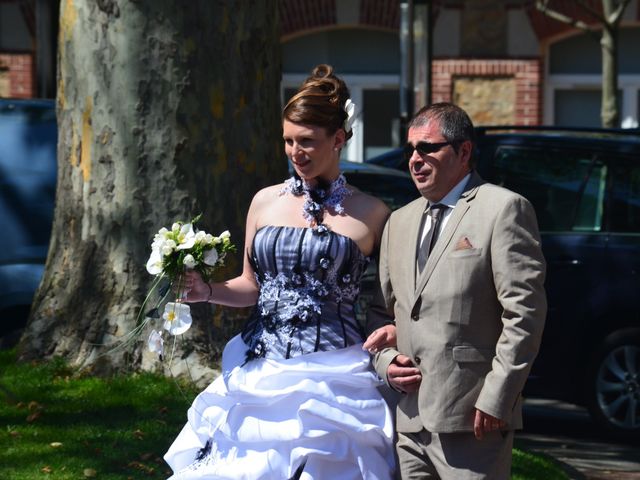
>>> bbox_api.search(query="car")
[0,98,57,339]
[367,126,640,437]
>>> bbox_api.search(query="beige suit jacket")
[372,172,547,433]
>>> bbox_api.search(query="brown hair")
[283,64,353,140]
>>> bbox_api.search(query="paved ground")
[516,399,640,479]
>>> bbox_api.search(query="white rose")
[219,230,230,239]
[183,254,197,269]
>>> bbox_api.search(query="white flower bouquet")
[121,216,235,360]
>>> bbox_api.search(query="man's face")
[406,120,471,202]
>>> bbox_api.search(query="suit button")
[414,356,421,365]
[411,313,419,321]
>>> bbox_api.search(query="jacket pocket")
[452,345,495,363]
[449,247,483,258]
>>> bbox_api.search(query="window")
[609,158,640,233]
[492,146,606,232]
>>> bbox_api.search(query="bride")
[164,64,397,479]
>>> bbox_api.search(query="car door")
[480,143,609,399]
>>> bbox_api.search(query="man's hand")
[363,324,397,353]
[387,354,422,393]
[473,409,506,440]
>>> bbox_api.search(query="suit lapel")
[413,173,483,301]
[400,198,428,293]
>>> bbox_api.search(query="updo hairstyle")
[283,64,353,141]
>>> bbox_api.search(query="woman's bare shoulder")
[251,183,286,205]
[348,186,391,221]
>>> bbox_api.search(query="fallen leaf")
[9,430,20,438]
[28,401,40,411]
[50,442,63,448]
[41,466,53,474]
[83,468,97,477]
[26,411,41,423]
[132,429,144,439]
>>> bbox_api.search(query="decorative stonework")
[453,77,515,125]
[433,59,541,125]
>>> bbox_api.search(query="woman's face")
[283,120,345,182]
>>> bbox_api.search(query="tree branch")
[574,0,606,24]
[534,0,599,33]
[607,0,631,25]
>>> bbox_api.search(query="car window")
[608,157,640,233]
[491,146,606,232]
[344,172,418,211]
[0,102,57,262]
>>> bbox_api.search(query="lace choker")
[280,174,352,226]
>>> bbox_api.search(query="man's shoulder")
[473,180,529,206]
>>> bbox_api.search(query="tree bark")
[18,0,283,382]
[601,0,619,128]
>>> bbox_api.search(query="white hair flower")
[343,99,356,133]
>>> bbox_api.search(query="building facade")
[2,0,639,162]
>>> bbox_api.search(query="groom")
[369,103,546,479]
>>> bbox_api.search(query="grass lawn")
[0,349,570,479]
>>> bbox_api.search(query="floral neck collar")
[280,173,352,226]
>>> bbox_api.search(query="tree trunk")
[18,0,283,383]
[601,0,619,128]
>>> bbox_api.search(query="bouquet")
[131,215,236,360]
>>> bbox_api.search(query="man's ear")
[459,140,473,168]
[334,128,346,151]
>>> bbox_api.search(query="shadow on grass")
[1,349,198,479]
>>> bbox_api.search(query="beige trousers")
[396,429,514,480]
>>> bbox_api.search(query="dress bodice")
[241,225,370,360]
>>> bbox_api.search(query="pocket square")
[454,236,473,250]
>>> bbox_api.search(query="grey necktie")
[417,204,446,273]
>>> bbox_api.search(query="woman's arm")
[181,188,272,308]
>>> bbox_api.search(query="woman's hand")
[362,324,397,354]
[178,270,211,303]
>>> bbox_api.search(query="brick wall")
[0,53,34,98]
[432,59,542,125]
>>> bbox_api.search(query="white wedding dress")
[164,226,395,479]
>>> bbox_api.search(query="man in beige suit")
[368,103,546,479]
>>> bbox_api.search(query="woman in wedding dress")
[164,64,397,480]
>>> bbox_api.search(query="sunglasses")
[403,141,457,160]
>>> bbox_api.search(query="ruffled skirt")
[164,334,395,479]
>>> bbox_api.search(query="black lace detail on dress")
[195,439,212,461]
[242,226,369,362]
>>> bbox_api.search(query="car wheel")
[586,329,640,437]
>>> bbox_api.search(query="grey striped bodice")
[241,225,370,361]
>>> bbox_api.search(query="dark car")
[367,126,640,437]
[0,98,57,339]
